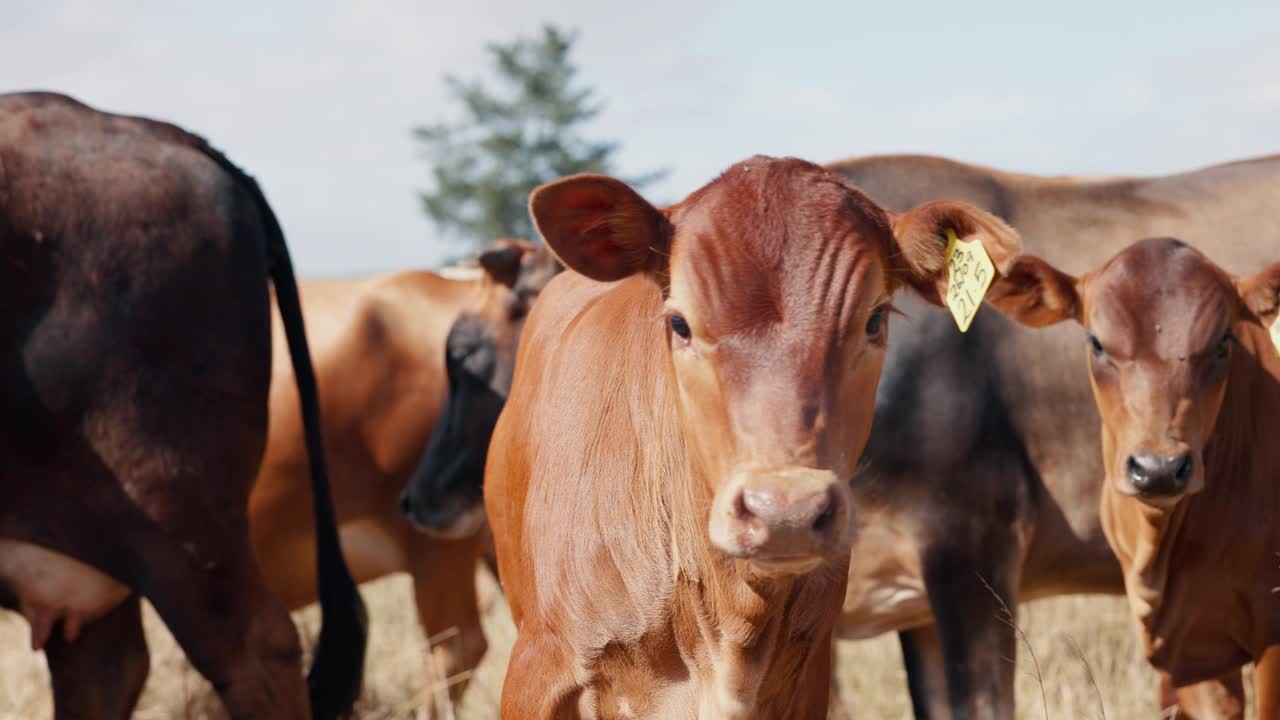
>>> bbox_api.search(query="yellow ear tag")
[944,228,996,333]
[1270,315,1280,358]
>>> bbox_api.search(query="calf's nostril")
[1126,456,1146,484]
[811,497,835,534]
[1125,452,1194,496]
[1174,454,1193,483]
[733,490,753,521]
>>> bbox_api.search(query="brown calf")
[486,157,1022,718]
[0,92,365,718]
[989,238,1280,718]
[251,240,555,710]
[829,153,1280,718]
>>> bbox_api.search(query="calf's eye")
[1087,334,1104,356]
[865,307,886,337]
[1215,332,1233,360]
[670,314,691,340]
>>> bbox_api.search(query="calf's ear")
[529,175,671,282]
[888,201,1022,305]
[1235,262,1280,326]
[985,256,1084,327]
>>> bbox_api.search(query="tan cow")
[250,239,556,710]
[988,238,1280,719]
[486,156,1023,718]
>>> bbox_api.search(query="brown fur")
[486,157,1021,718]
[828,153,1280,719]
[989,238,1280,716]
[0,92,364,718]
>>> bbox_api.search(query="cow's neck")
[1111,324,1280,662]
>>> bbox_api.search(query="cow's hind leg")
[44,594,149,720]
[144,536,309,720]
[109,341,316,717]
[900,624,953,720]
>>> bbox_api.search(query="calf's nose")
[712,466,850,567]
[736,485,837,538]
[1126,452,1193,497]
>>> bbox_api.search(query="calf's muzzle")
[709,467,852,572]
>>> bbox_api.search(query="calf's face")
[989,237,1280,509]
[532,157,1021,573]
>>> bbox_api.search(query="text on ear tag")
[944,228,995,333]
[1270,315,1280,358]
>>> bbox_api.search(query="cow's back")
[833,153,1280,269]
[0,91,375,719]
[0,92,272,510]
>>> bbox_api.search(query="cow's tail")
[192,138,368,719]
[267,212,368,717]
[264,208,369,720]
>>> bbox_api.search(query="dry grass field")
[5,565,1253,719]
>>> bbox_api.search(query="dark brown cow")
[0,92,365,719]
[828,154,1280,718]
[250,239,555,712]
[486,157,1022,718]
[987,238,1280,719]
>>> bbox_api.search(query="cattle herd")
[0,91,1277,720]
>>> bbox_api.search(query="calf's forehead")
[1090,239,1233,355]
[667,157,891,336]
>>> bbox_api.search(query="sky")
[4,1,1278,276]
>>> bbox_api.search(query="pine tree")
[415,25,664,248]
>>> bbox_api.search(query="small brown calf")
[990,237,1280,718]
[487,156,1024,718]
